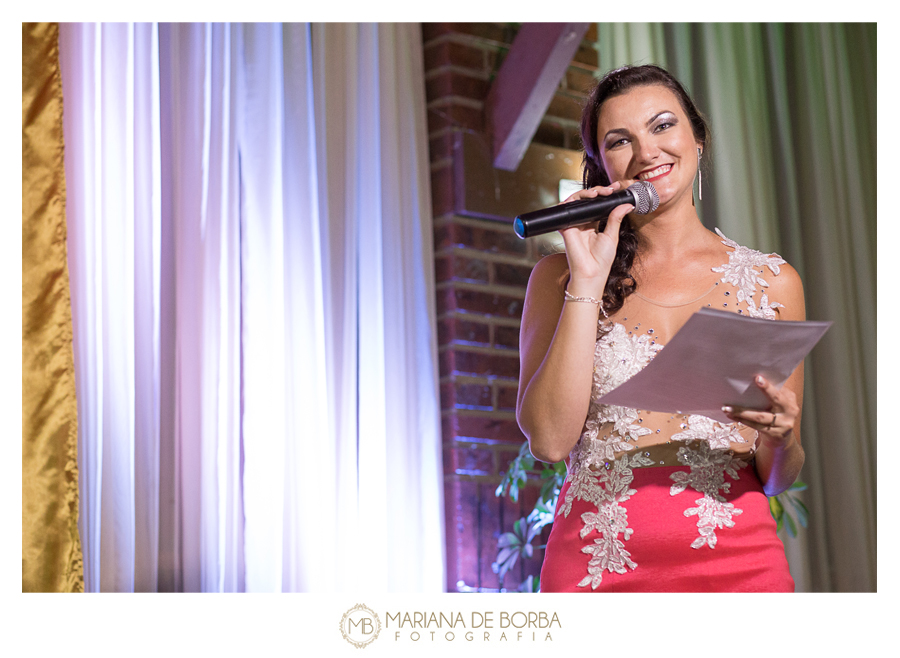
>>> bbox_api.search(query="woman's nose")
[634,138,660,163]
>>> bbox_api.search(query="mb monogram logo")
[339,604,382,648]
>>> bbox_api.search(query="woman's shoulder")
[712,229,805,319]
[527,252,570,292]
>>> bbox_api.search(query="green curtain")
[597,23,876,592]
[22,22,84,592]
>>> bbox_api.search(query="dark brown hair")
[580,64,710,317]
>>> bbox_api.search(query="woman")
[516,65,805,592]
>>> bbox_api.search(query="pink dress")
[540,230,795,593]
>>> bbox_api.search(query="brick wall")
[422,23,599,592]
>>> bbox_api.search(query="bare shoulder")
[525,252,569,300]
[767,260,806,321]
[521,253,570,334]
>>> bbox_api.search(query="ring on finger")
[767,412,778,429]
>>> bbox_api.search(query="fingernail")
[722,405,733,413]
[756,376,765,385]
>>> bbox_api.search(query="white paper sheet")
[597,308,831,423]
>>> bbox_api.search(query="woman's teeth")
[638,164,672,180]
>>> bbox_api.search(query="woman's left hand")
[722,375,799,449]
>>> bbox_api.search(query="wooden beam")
[485,22,590,171]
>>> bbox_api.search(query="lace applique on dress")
[669,442,748,549]
[712,228,786,320]
[569,323,662,470]
[670,414,754,450]
[556,451,655,590]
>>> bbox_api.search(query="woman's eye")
[606,138,628,149]
[654,122,674,132]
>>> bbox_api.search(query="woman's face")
[596,84,701,210]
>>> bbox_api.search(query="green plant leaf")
[783,508,798,538]
[769,493,783,520]
[496,531,519,549]
[785,496,809,528]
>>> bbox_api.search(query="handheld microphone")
[513,181,659,239]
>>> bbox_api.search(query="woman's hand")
[559,182,634,298]
[721,375,799,450]
[722,373,804,496]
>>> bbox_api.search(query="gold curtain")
[22,22,83,592]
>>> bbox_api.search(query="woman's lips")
[637,164,673,181]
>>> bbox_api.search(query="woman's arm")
[723,263,806,495]
[516,255,601,463]
[516,184,633,463]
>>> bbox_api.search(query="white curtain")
[60,22,445,593]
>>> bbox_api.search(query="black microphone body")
[513,181,659,238]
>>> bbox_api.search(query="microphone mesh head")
[629,181,659,214]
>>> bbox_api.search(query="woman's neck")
[630,199,712,260]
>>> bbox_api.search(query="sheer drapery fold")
[61,22,444,592]
[596,22,876,592]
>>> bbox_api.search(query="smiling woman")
[597,89,700,211]
[515,65,805,592]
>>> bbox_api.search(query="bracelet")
[564,289,609,319]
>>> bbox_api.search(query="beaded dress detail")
[543,230,793,592]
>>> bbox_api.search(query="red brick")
[573,42,599,68]
[433,221,528,257]
[532,120,567,150]
[493,324,520,351]
[442,381,492,410]
[495,384,519,412]
[437,316,491,347]
[428,131,456,164]
[435,253,490,285]
[546,91,586,124]
[444,478,478,590]
[443,443,496,475]
[426,70,490,104]
[441,415,455,444]
[450,413,525,443]
[495,445,527,477]
[440,348,520,379]
[429,166,455,217]
[421,23,454,43]
[566,65,598,96]
[423,40,486,73]
[477,480,503,590]
[440,287,523,319]
[426,101,484,134]
[493,261,533,288]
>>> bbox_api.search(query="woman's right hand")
[558,182,634,298]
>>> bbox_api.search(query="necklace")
[633,281,719,308]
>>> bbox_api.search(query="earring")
[697,148,703,201]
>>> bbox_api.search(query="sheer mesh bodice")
[566,229,787,475]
